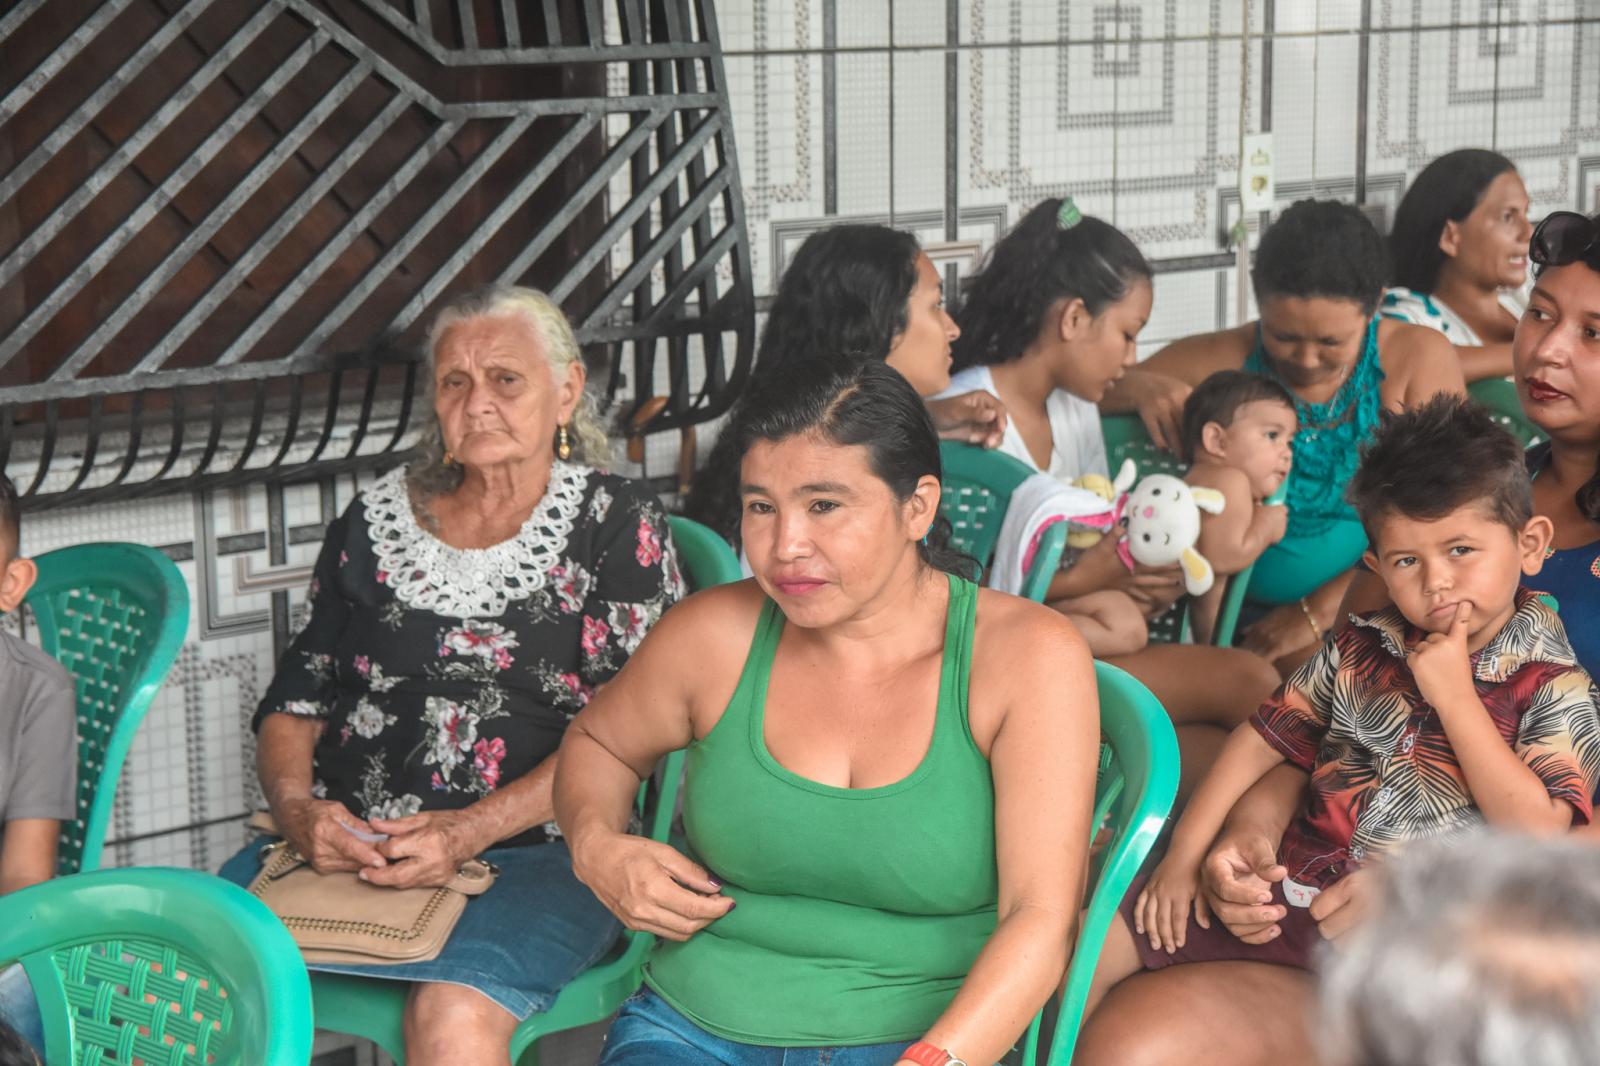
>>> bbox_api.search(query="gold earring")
[557,423,572,461]
[443,451,454,466]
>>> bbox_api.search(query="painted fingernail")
[708,877,722,889]
[726,898,737,910]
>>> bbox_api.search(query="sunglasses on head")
[1529,211,1600,267]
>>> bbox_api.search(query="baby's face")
[1211,399,1296,497]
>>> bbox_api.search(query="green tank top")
[644,573,998,1047]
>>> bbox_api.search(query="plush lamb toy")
[1070,459,1227,596]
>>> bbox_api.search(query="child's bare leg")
[1173,723,1228,808]
[1079,912,1147,1021]
[1186,582,1226,645]
[1108,643,1279,729]
[1049,591,1148,657]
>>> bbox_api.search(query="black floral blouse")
[254,462,684,848]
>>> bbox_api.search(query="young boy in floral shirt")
[1088,395,1600,996]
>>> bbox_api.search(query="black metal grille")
[0,0,752,509]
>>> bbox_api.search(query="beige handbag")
[245,813,497,965]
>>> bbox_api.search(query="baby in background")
[1180,371,1295,643]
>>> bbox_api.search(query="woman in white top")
[947,198,1280,786]
[1382,149,1533,381]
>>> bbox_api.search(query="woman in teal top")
[554,360,1099,1065]
[1102,199,1465,674]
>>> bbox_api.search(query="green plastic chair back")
[938,442,1067,603]
[667,514,743,589]
[23,543,189,875]
[311,514,738,1062]
[1468,376,1544,448]
[1101,413,1189,482]
[1022,662,1180,1066]
[0,866,313,1065]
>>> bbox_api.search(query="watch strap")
[902,1042,952,1066]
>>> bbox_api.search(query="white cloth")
[1379,283,1528,346]
[988,473,1115,595]
[939,366,1109,481]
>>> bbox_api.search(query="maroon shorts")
[1118,874,1323,972]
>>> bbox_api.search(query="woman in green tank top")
[1100,200,1466,677]
[555,360,1100,1066]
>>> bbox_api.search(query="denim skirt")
[217,836,621,1019]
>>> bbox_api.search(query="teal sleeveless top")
[1243,317,1384,539]
[644,574,997,1046]
[1241,319,1383,603]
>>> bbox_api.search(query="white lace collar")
[362,462,590,618]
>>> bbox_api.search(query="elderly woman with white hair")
[219,286,684,1063]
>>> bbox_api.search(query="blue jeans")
[600,987,912,1065]
[0,964,42,1056]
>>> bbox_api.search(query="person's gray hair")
[1320,831,1600,1066]
[409,285,611,499]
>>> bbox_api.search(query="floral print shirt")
[254,462,684,847]
[1251,589,1600,890]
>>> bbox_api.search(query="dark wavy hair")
[1390,149,1518,294]
[757,225,921,370]
[1349,394,1532,541]
[727,358,977,580]
[952,199,1150,369]
[1253,199,1391,316]
[685,224,923,540]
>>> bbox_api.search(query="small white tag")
[1282,876,1322,909]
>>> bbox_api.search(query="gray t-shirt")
[0,630,76,824]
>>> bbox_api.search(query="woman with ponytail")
[945,198,1280,781]
[1382,148,1533,381]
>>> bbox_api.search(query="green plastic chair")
[311,514,737,1063]
[938,442,1068,603]
[0,866,313,1065]
[1101,413,1189,482]
[667,514,743,588]
[1022,661,1180,1066]
[1468,376,1544,448]
[23,542,189,875]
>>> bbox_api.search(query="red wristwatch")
[903,1041,968,1066]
